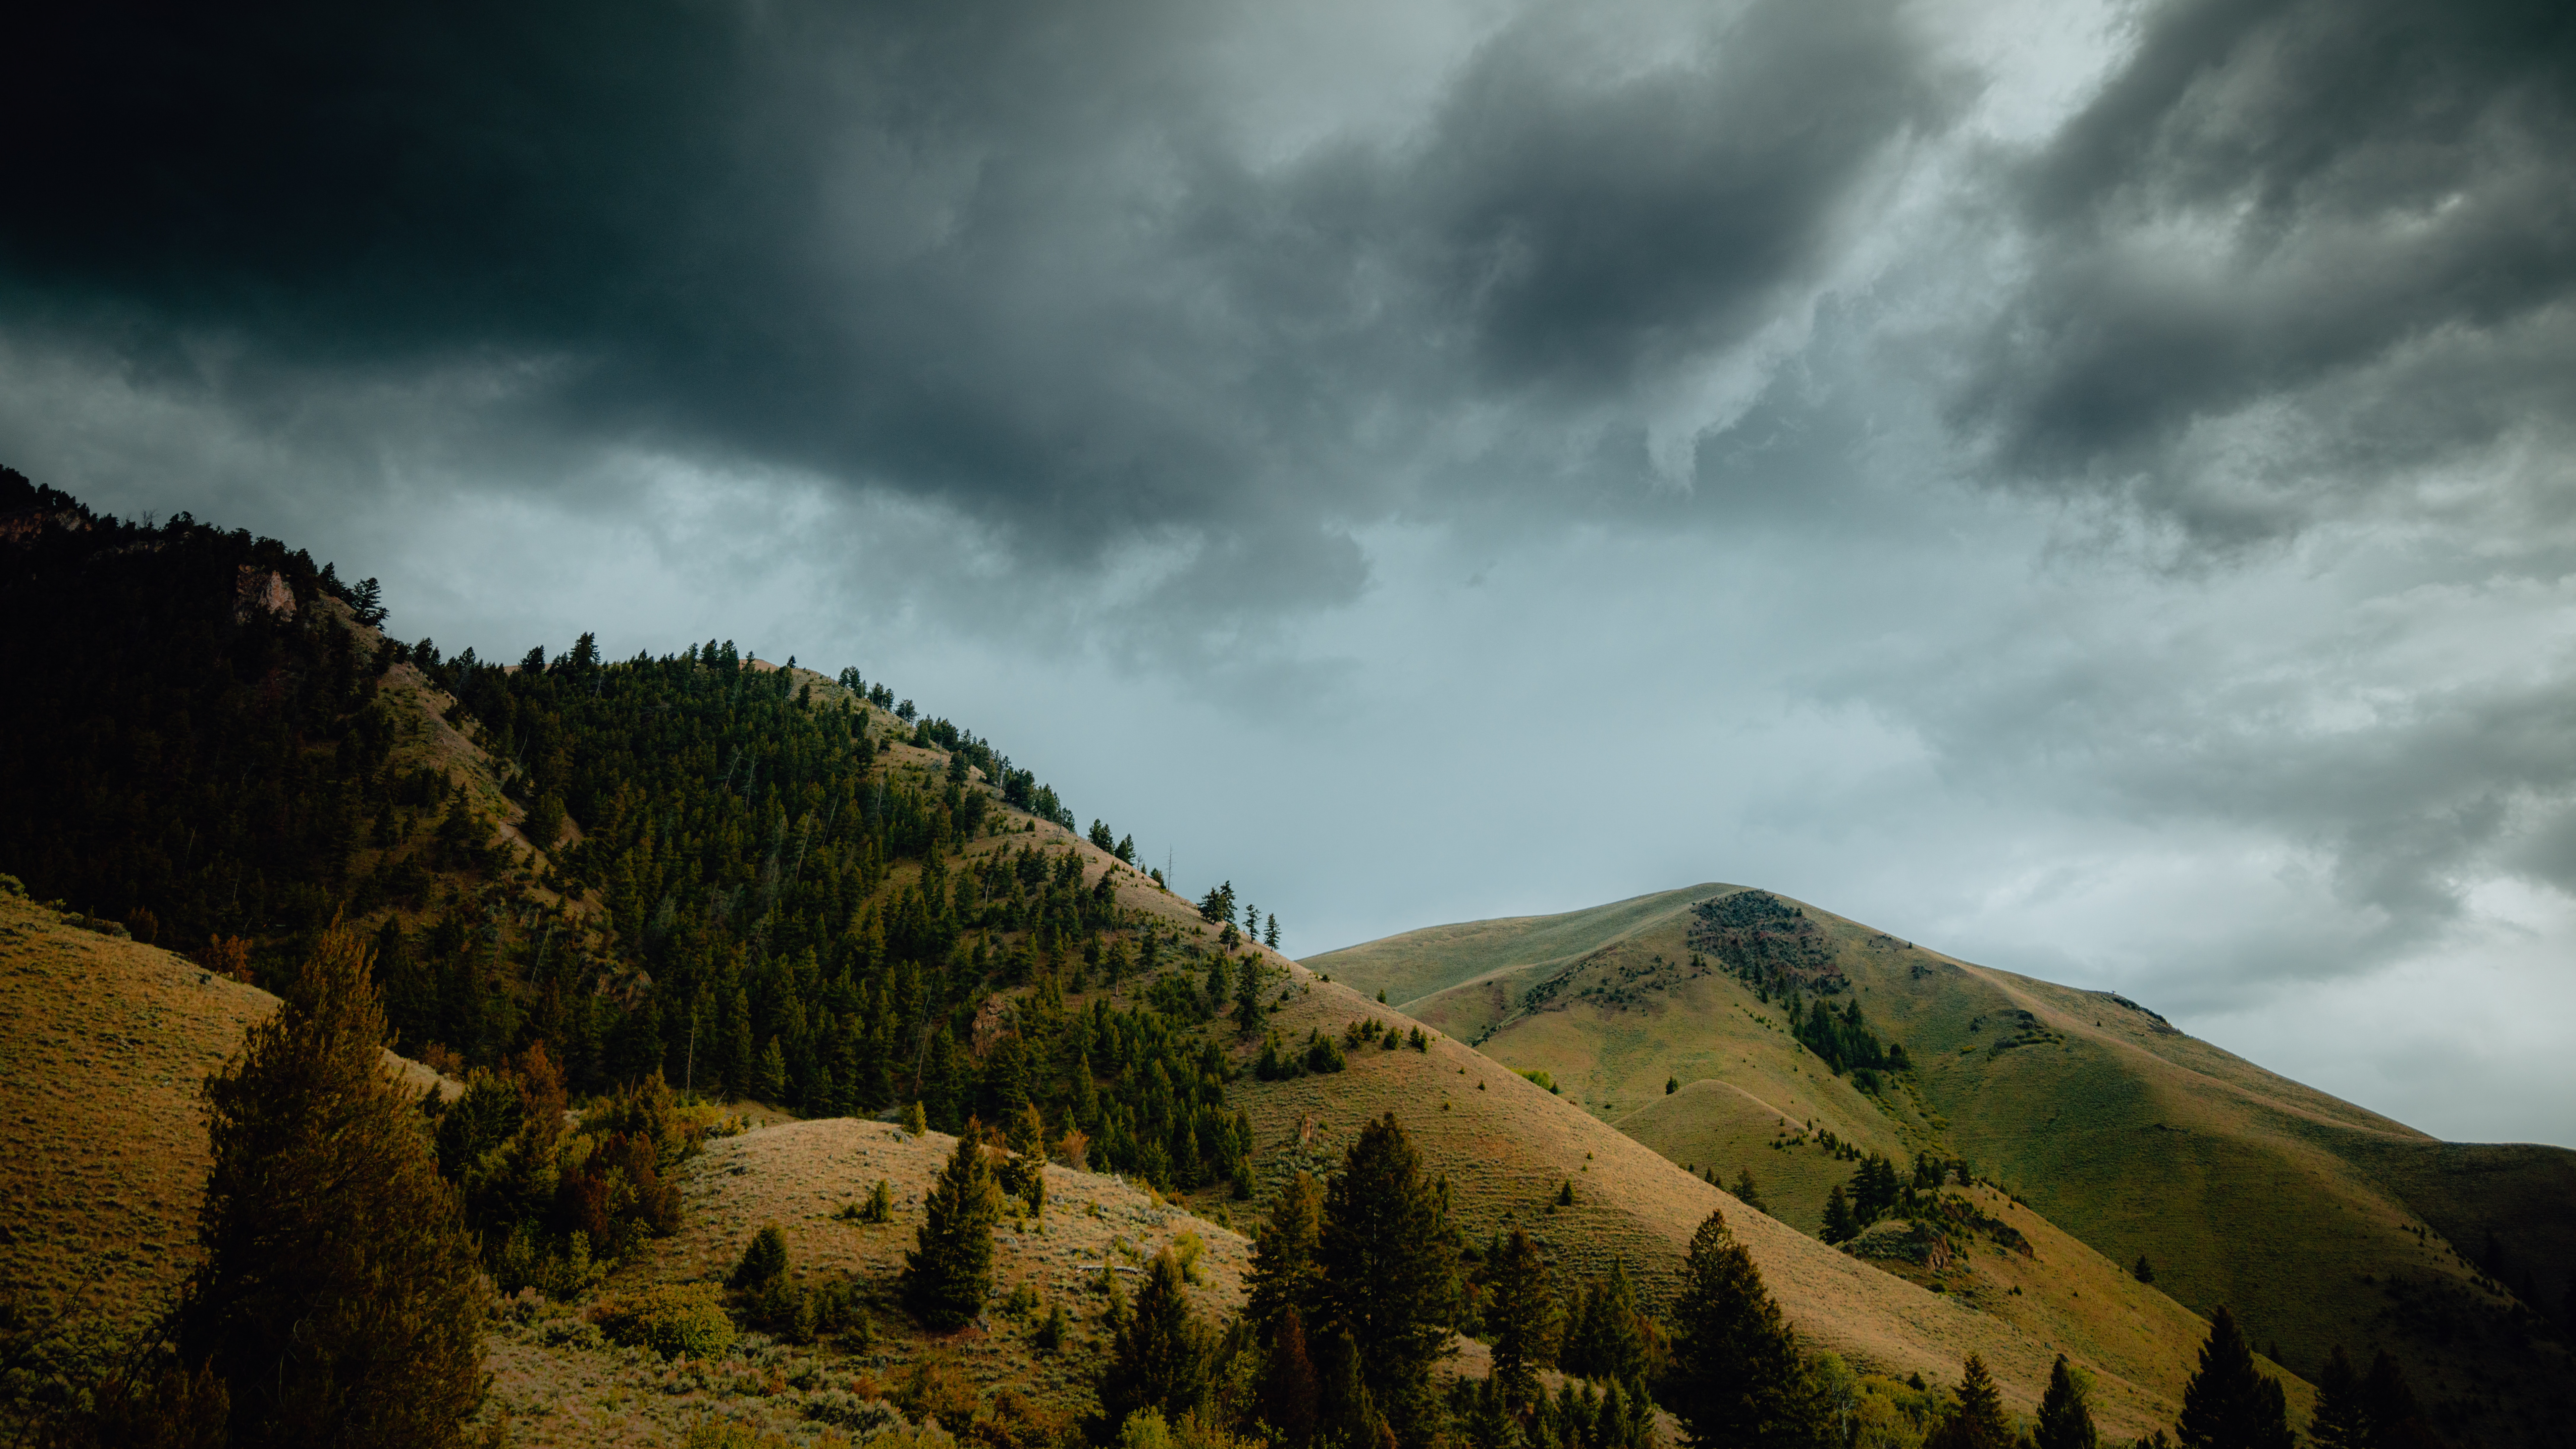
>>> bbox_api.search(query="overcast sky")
[7,0,2574,1145]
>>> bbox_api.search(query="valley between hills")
[1,471,2569,1448]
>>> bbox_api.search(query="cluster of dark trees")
[1784,993,1910,1083]
[1822,1151,1964,1244]
[2,476,1307,1328]
[1686,890,1846,998]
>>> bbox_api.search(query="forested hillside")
[0,467,1268,1197]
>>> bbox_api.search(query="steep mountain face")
[1308,887,2576,1449]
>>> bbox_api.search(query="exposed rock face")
[232,565,296,622]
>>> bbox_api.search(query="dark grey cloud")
[1952,0,2576,545]
[1,0,1954,604]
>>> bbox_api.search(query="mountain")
[5,469,2554,1447]
[1309,886,2576,1448]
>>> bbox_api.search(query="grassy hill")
[1309,887,2576,1449]
[0,868,2231,1446]
[1217,965,2278,1441]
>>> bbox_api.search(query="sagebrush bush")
[596,1283,738,1359]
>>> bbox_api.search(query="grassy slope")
[1311,888,2576,1449]
[1220,969,2207,1441]
[0,890,454,1382]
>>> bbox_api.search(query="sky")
[5,0,2574,1145]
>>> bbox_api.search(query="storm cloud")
[5,0,2575,1141]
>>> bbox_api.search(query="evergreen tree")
[1730,1169,1767,1216]
[178,924,488,1448]
[731,1222,790,1289]
[1927,1356,2014,1449]
[755,1035,788,1102]
[2036,1355,2098,1449]
[1091,1249,1212,1441]
[1661,1208,1826,1449]
[2308,1348,2367,1449]
[1267,914,1281,949]
[1562,1260,1647,1386]
[1258,1305,1322,1449]
[1207,953,1233,1010]
[2360,1351,2440,1449]
[1485,1227,1555,1411]
[1233,959,1269,1038]
[1249,1170,1326,1332]
[902,1122,1000,1330]
[2176,1308,2291,1449]
[1317,1113,1457,1445]
[1821,1185,1857,1244]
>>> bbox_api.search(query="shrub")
[597,1283,739,1359]
[900,1358,981,1428]
[802,1391,901,1433]
[538,1317,605,1350]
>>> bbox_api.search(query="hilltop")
[1310,886,2576,1448]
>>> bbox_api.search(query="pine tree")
[732,1222,790,1289]
[903,1122,1000,1330]
[1091,1249,1212,1439]
[1562,1261,1646,1386]
[2307,1348,2367,1449]
[1821,1184,1857,1244]
[1317,1113,1457,1446]
[1927,1356,2014,1449]
[1258,1305,1322,1449]
[1233,960,1269,1038]
[2176,1308,2291,1449]
[1249,1170,1325,1332]
[1486,1227,1555,1411]
[2036,1354,2098,1449]
[1731,1169,1767,1215]
[177,924,488,1448]
[755,1035,788,1102]
[1662,1208,1826,1449]
[2360,1350,2440,1449]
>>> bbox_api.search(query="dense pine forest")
[0,468,1257,1190]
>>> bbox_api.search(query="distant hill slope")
[1309,887,2576,1449]
[1223,967,2261,1442]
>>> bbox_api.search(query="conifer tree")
[2307,1348,2367,1449]
[1821,1184,1858,1244]
[178,924,488,1448]
[1091,1249,1212,1441]
[1258,1305,1322,1449]
[2176,1308,2292,1449]
[1248,1170,1326,1332]
[1731,1169,1767,1215]
[1486,1227,1555,1411]
[1927,1356,2014,1449]
[732,1223,790,1290]
[1317,1114,1457,1445]
[1662,1208,1826,1449]
[903,1122,1000,1330]
[2036,1354,2098,1449]
[1562,1261,1647,1386]
[2360,1351,2440,1449]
